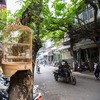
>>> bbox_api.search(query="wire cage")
[2,19,32,77]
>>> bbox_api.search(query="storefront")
[57,45,74,67]
[73,39,99,71]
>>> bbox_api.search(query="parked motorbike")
[33,85,43,100]
[0,73,43,100]
[0,90,8,100]
[53,68,76,85]
[0,74,9,100]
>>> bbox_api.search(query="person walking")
[36,60,40,74]
[94,62,100,79]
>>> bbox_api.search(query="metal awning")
[73,39,96,50]
[57,45,70,51]
[42,47,57,56]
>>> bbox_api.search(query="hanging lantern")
[2,18,32,77]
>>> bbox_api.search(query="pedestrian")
[94,61,100,80]
[43,60,46,67]
[36,60,40,74]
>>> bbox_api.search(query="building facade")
[63,0,100,71]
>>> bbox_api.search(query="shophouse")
[63,0,100,71]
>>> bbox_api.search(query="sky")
[7,0,22,14]
[7,0,71,14]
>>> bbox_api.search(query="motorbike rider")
[58,63,65,77]
[58,60,70,77]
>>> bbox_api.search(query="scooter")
[53,68,76,85]
[0,74,9,100]
[0,90,8,100]
[33,85,43,100]
[0,73,43,100]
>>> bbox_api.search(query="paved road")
[34,65,100,100]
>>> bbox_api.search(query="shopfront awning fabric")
[42,47,57,56]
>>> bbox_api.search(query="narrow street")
[34,65,100,100]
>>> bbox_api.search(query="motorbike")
[53,68,76,85]
[0,90,8,100]
[0,74,9,100]
[0,83,43,100]
[33,85,43,100]
[0,73,43,100]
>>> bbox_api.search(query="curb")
[72,72,95,80]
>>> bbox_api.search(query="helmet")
[61,61,66,65]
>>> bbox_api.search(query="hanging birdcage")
[2,19,32,77]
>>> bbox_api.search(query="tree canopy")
[0,0,100,99]
[0,0,99,45]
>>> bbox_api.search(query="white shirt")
[94,63,98,70]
